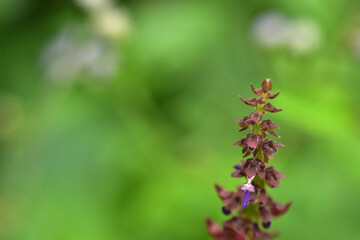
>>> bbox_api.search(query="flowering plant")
[206,79,291,240]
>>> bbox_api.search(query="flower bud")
[261,78,273,93]
[263,221,272,229]
[222,206,232,215]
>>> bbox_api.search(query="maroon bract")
[260,140,285,162]
[263,103,282,113]
[236,112,263,132]
[206,79,291,240]
[261,119,280,138]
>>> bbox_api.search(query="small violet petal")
[242,189,250,208]
[233,164,242,170]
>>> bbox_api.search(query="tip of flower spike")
[261,78,273,93]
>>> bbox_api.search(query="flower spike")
[206,79,290,239]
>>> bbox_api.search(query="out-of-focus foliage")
[0,0,359,239]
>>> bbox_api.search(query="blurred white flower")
[252,11,322,54]
[41,0,130,83]
[252,11,289,47]
[75,0,107,10]
[287,19,321,54]
[42,26,118,83]
[75,0,130,40]
[92,8,130,40]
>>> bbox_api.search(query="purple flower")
[242,189,251,208]
[240,176,255,208]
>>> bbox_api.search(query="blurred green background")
[0,0,360,239]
